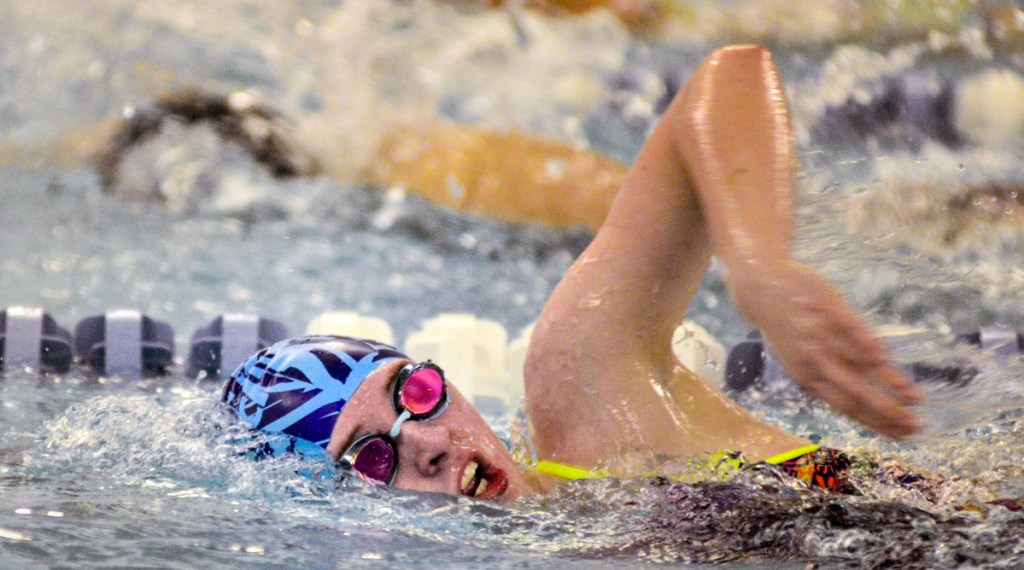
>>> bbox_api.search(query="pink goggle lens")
[400,367,444,415]
[351,437,397,483]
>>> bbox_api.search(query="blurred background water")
[2,0,1024,567]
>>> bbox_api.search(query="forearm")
[668,45,795,272]
[528,45,797,360]
[529,45,922,443]
[538,47,792,347]
[660,47,922,437]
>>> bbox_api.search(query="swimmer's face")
[325,359,536,502]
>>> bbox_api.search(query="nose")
[398,421,451,477]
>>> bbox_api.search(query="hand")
[726,258,922,439]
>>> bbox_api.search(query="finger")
[823,314,922,406]
[824,310,886,368]
[825,323,922,406]
[784,337,922,439]
[810,357,922,439]
[869,361,922,406]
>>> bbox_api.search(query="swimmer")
[98,87,628,228]
[223,45,923,501]
[95,6,1018,229]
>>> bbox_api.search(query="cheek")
[445,402,496,442]
[448,408,516,463]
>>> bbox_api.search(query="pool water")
[3,0,1024,567]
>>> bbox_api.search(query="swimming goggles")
[337,361,449,485]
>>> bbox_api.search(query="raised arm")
[524,45,920,473]
[675,46,921,438]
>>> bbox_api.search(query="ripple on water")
[0,379,1016,568]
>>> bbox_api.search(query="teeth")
[461,460,478,492]
[474,478,489,497]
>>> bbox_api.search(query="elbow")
[670,42,783,130]
[708,44,771,64]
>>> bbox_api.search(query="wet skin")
[322,45,921,503]
[325,359,538,502]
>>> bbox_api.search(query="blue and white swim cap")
[221,335,407,457]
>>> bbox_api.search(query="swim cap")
[221,335,407,457]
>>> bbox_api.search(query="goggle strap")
[389,409,412,439]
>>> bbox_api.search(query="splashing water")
[2,0,1024,568]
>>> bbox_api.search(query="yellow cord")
[762,444,821,465]
[530,444,822,481]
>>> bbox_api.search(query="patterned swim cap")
[221,335,407,457]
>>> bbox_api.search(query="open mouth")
[459,459,508,501]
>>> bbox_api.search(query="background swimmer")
[87,2,1024,236]
[97,88,629,228]
[224,45,922,501]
